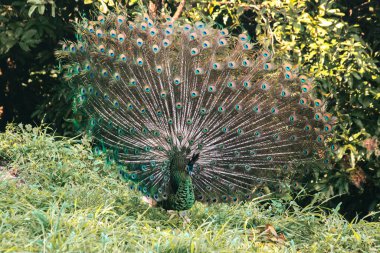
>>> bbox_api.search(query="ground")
[0,124,379,252]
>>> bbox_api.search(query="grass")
[0,124,379,252]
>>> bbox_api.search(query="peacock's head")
[186,153,200,176]
[169,146,199,176]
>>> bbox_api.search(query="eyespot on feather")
[194,67,204,75]
[314,112,322,121]
[270,107,279,114]
[165,27,173,35]
[140,22,148,31]
[226,81,236,89]
[201,29,210,36]
[165,15,173,22]
[173,77,181,85]
[69,44,76,52]
[242,43,252,50]
[212,62,223,70]
[238,34,249,42]
[128,22,135,30]
[262,49,271,59]
[147,19,154,28]
[299,75,309,84]
[98,45,105,53]
[283,62,293,71]
[218,106,226,113]
[117,34,125,43]
[143,13,150,22]
[235,104,243,111]
[280,89,290,97]
[190,48,199,56]
[195,21,205,29]
[108,49,115,57]
[314,99,323,107]
[190,90,199,98]
[208,85,216,93]
[264,63,274,70]
[155,65,163,74]
[202,40,211,49]
[260,82,270,91]
[242,59,251,67]
[97,15,105,23]
[160,91,167,99]
[136,38,144,47]
[183,24,192,32]
[113,72,121,81]
[152,44,160,53]
[96,29,103,38]
[299,97,308,105]
[284,71,293,80]
[323,113,332,122]
[289,114,297,123]
[116,15,125,24]
[243,81,252,90]
[219,28,229,36]
[301,84,312,93]
[136,57,143,66]
[162,39,171,47]
[119,54,127,62]
[149,28,158,37]
[330,144,339,152]
[88,25,94,33]
[189,32,197,41]
[218,38,227,46]
[324,124,332,132]
[109,29,117,38]
[227,61,237,69]
[175,102,183,109]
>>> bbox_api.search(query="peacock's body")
[57,10,335,210]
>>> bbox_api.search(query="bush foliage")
[0,0,379,216]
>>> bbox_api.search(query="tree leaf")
[28,5,37,17]
[38,4,45,15]
[19,41,30,51]
[318,17,333,27]
[21,29,37,41]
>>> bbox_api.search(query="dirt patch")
[0,160,24,185]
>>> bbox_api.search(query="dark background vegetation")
[0,0,379,219]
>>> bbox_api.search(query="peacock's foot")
[142,196,157,207]
[167,210,191,225]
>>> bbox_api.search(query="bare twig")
[172,0,186,21]
[148,0,163,19]
[148,1,158,19]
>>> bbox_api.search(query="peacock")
[56,9,336,211]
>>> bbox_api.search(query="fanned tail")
[56,10,336,203]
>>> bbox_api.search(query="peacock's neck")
[169,148,190,188]
[159,148,195,210]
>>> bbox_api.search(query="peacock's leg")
[167,210,191,225]
[179,210,191,224]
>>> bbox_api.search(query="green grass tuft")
[0,124,379,252]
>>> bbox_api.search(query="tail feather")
[57,10,335,203]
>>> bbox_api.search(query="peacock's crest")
[57,9,336,207]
